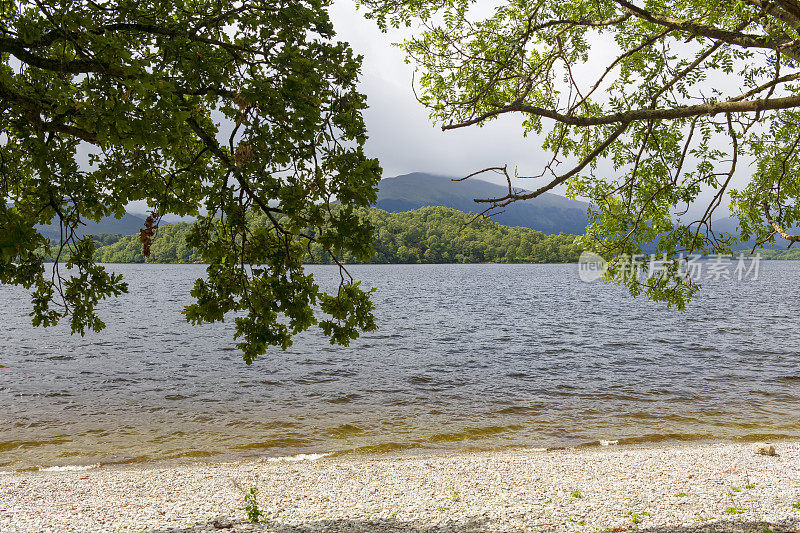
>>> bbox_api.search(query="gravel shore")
[2,441,799,533]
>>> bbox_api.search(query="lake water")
[1,262,799,469]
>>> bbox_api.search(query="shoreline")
[5,434,800,475]
[2,440,799,532]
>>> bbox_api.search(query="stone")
[753,443,776,456]
[212,517,234,529]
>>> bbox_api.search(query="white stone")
[753,442,777,456]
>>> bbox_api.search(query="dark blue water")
[1,262,799,469]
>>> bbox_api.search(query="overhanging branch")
[613,0,800,62]
[445,92,800,131]
[473,121,631,205]
[763,203,800,246]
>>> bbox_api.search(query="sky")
[327,1,554,187]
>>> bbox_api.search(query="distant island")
[88,206,583,265]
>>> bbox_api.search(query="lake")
[1,262,799,469]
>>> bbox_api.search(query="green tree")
[1,0,380,363]
[360,0,800,307]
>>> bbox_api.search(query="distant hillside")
[36,212,146,240]
[89,206,582,264]
[377,173,589,235]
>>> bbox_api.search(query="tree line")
[86,206,583,265]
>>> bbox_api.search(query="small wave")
[326,393,361,404]
[600,440,619,446]
[266,453,331,462]
[331,442,418,455]
[39,464,99,472]
[427,425,524,443]
[326,424,364,438]
[237,437,313,449]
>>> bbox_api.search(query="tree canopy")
[359,0,800,307]
[1,0,381,363]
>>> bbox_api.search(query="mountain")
[377,173,589,235]
[36,212,147,240]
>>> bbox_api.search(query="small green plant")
[793,500,800,510]
[675,492,688,497]
[746,483,756,489]
[628,511,650,524]
[570,486,582,499]
[725,507,746,515]
[244,487,264,523]
[436,505,447,512]
[451,491,461,503]
[730,486,742,493]
[762,526,774,533]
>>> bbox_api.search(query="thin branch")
[763,203,800,245]
[474,121,631,205]
[446,92,800,131]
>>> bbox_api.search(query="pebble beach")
[2,441,799,533]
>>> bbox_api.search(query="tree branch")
[445,92,800,130]
[613,0,800,62]
[763,202,800,246]
[473,121,631,205]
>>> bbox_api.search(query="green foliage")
[359,0,800,308]
[1,0,381,361]
[243,487,263,524]
[757,248,800,260]
[570,486,582,499]
[304,206,582,264]
[93,224,198,264]
[87,206,583,265]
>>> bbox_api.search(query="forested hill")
[91,206,582,264]
[377,173,590,235]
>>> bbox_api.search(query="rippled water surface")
[2,262,799,468]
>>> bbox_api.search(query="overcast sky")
[328,1,553,188]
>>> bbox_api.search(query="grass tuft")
[725,507,746,515]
